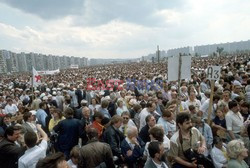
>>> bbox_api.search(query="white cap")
[30,110,37,116]
[43,96,48,100]
[171,86,177,90]
[233,80,242,87]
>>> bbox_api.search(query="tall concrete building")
[194,40,250,55]
[17,52,28,72]
[0,51,7,74]
[47,55,54,70]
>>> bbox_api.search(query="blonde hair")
[227,140,246,159]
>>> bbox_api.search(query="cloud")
[1,0,184,27]
[0,0,84,19]
[0,0,250,59]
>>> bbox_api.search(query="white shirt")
[200,99,216,119]
[211,146,227,168]
[152,159,169,168]
[18,139,48,168]
[4,104,18,115]
[225,110,244,133]
[139,108,151,131]
[67,159,77,168]
[185,99,201,112]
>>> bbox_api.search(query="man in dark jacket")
[78,127,115,168]
[103,115,124,163]
[121,126,145,168]
[54,107,82,159]
[0,125,26,168]
[75,84,86,108]
[139,114,156,143]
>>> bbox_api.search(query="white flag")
[33,67,41,87]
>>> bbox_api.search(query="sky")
[0,0,250,59]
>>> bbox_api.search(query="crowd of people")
[0,53,249,168]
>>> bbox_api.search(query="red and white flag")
[33,67,42,87]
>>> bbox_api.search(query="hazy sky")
[0,0,250,59]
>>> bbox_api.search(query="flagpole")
[32,67,35,105]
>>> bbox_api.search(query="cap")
[233,80,242,87]
[30,110,37,116]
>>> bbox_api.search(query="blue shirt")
[36,109,47,127]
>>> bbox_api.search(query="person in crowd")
[0,113,14,130]
[117,99,128,116]
[99,99,111,118]
[54,107,82,159]
[78,127,115,168]
[102,115,124,164]
[195,116,213,156]
[139,114,156,143]
[88,97,101,115]
[218,90,231,108]
[139,101,159,131]
[157,109,176,138]
[186,91,201,112]
[129,103,142,127]
[18,124,48,168]
[225,100,244,140]
[231,82,244,100]
[36,102,48,128]
[48,108,65,132]
[80,106,92,145]
[36,152,69,168]
[240,102,249,121]
[22,111,37,133]
[91,111,104,139]
[227,139,248,168]
[119,111,136,136]
[67,146,80,168]
[0,125,26,168]
[210,136,228,168]
[74,99,85,120]
[75,84,85,109]
[168,112,206,168]
[144,125,170,162]
[144,141,169,168]
[200,94,221,119]
[121,126,145,168]
[4,98,18,115]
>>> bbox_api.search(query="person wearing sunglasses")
[119,111,136,136]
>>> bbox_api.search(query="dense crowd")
[0,53,249,168]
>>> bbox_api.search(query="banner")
[167,55,192,81]
[37,69,60,75]
[33,67,42,87]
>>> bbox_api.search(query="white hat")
[30,110,37,116]
[46,88,50,92]
[129,99,137,105]
[233,80,242,87]
[228,71,233,76]
[171,86,177,90]
[42,96,48,100]
[40,93,46,98]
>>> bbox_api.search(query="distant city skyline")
[1,0,250,59]
[1,39,249,73]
